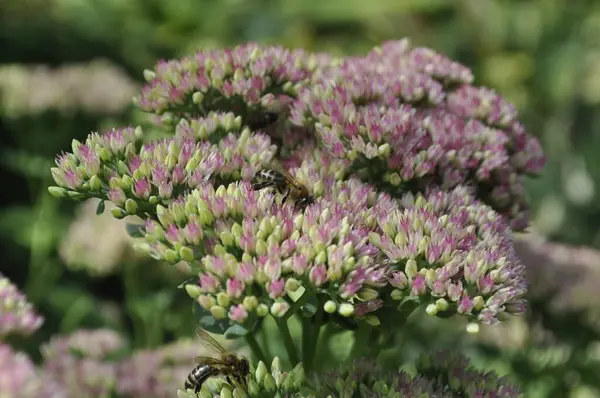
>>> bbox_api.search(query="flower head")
[134,44,321,128]
[0,273,44,338]
[315,352,520,397]
[49,113,276,220]
[417,351,521,397]
[0,344,44,398]
[139,172,393,326]
[291,39,545,230]
[372,186,527,326]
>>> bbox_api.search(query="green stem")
[245,332,268,365]
[348,323,372,361]
[275,317,299,365]
[301,316,312,369]
[370,329,386,359]
[304,309,324,373]
[314,323,335,372]
[259,323,273,364]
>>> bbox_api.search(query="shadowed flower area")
[40,329,125,398]
[316,351,520,398]
[0,273,44,338]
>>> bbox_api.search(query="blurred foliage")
[2,0,600,397]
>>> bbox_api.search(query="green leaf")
[193,301,230,335]
[126,223,146,238]
[96,200,106,215]
[287,286,306,302]
[224,324,249,339]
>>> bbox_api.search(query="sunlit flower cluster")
[134,43,325,128]
[290,39,545,230]
[44,39,546,396]
[48,112,276,219]
[0,273,44,339]
[138,177,393,324]
[371,186,527,327]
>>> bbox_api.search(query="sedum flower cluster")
[315,351,521,397]
[371,186,527,328]
[46,39,543,396]
[291,39,545,230]
[0,272,44,339]
[141,177,392,327]
[0,343,66,398]
[0,343,45,398]
[41,329,126,398]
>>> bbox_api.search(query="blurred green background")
[2,0,600,397]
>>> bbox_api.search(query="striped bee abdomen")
[184,364,220,391]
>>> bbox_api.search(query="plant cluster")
[35,39,545,396]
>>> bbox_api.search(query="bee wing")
[194,356,228,365]
[196,328,227,354]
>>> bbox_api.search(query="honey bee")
[252,168,314,210]
[247,112,279,130]
[184,328,250,393]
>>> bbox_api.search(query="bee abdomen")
[184,364,220,390]
[255,169,285,183]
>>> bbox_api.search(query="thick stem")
[305,309,324,373]
[348,323,372,361]
[301,316,312,369]
[370,329,385,359]
[245,332,268,365]
[259,323,273,364]
[275,317,299,365]
[314,323,335,372]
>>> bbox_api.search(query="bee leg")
[226,375,233,386]
[281,187,290,205]
[252,181,273,190]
